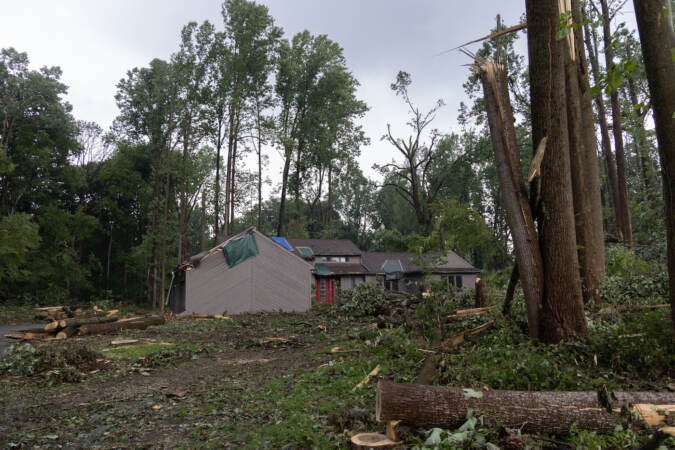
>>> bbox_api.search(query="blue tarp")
[271,236,294,251]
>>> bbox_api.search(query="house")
[168,228,313,316]
[285,238,368,304]
[283,237,481,301]
[362,250,480,294]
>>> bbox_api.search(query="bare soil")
[0,310,379,448]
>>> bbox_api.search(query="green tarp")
[222,233,259,268]
[296,246,314,258]
[314,262,331,276]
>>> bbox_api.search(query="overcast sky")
[1,1,533,182]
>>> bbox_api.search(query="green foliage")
[0,343,104,382]
[415,410,497,449]
[426,198,492,259]
[339,283,395,316]
[0,213,40,285]
[601,245,668,304]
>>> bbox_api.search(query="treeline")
[0,0,667,309]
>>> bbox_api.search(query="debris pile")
[4,306,166,342]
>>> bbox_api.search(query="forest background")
[0,0,669,316]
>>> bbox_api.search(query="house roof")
[286,238,362,256]
[362,250,479,275]
[320,262,368,275]
[180,228,313,271]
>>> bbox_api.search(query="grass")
[1,286,673,448]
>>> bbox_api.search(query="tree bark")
[376,379,675,435]
[526,0,587,343]
[77,316,166,336]
[600,0,633,245]
[572,0,606,306]
[563,7,599,308]
[633,0,675,328]
[583,6,623,240]
[479,61,543,338]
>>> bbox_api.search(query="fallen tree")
[77,316,166,336]
[376,379,675,435]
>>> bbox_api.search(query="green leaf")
[463,388,483,399]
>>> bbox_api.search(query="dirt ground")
[0,310,380,448]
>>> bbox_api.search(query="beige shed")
[168,228,313,316]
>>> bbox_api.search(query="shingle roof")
[286,238,362,256]
[362,250,479,274]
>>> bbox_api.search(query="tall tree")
[115,58,180,307]
[172,21,214,261]
[376,71,446,235]
[274,31,367,236]
[526,0,588,343]
[219,0,281,237]
[597,0,633,245]
[632,0,675,327]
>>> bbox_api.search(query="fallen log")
[55,325,79,340]
[44,320,66,332]
[77,316,165,336]
[61,315,119,328]
[4,331,53,340]
[376,379,675,435]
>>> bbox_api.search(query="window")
[448,275,463,289]
[384,279,399,292]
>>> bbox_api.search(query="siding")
[182,230,312,316]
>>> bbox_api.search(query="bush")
[340,283,401,317]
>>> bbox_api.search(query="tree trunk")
[502,263,519,316]
[376,379,675,434]
[200,189,206,251]
[633,0,675,328]
[526,0,587,343]
[479,61,543,339]
[77,316,166,336]
[572,0,606,305]
[276,145,293,236]
[600,0,633,245]
[584,7,623,240]
[625,40,659,205]
[214,114,224,245]
[564,15,597,308]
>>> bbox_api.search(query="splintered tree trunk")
[479,62,543,338]
[633,0,675,327]
[376,379,675,435]
[526,0,587,343]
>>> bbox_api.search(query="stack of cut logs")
[5,306,165,341]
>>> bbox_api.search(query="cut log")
[376,379,675,434]
[61,315,119,328]
[77,316,165,336]
[55,325,78,340]
[4,331,53,340]
[44,320,66,332]
[350,433,401,449]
